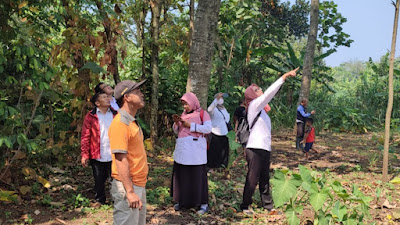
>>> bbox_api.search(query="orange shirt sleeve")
[109,121,129,153]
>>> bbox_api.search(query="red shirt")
[306,127,315,143]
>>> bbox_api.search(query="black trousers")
[240,148,273,210]
[207,133,229,168]
[90,159,111,204]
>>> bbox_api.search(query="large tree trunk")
[299,0,319,101]
[186,0,221,108]
[383,0,399,182]
[150,0,161,146]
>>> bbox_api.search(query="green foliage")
[67,193,90,208]
[41,194,53,206]
[271,165,372,225]
[147,186,172,206]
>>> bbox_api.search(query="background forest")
[1,0,400,224]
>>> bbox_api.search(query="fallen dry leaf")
[20,185,31,195]
[382,199,397,209]
[55,218,67,224]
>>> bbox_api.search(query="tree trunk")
[299,0,319,101]
[186,0,221,108]
[188,0,195,49]
[141,1,148,79]
[150,0,161,146]
[215,35,224,91]
[382,0,399,182]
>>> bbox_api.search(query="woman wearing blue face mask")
[207,92,231,169]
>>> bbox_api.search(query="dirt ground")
[2,131,400,224]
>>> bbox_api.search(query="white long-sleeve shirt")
[207,99,230,136]
[246,77,285,151]
[172,117,212,165]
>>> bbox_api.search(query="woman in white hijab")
[207,92,231,169]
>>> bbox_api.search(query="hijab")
[177,92,210,138]
[180,92,210,121]
[244,84,271,113]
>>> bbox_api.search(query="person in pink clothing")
[171,92,212,215]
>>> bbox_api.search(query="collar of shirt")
[96,107,111,115]
[118,109,136,126]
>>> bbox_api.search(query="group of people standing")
[80,66,316,224]
[170,67,301,216]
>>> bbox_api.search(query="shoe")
[242,209,254,215]
[90,202,102,208]
[173,203,181,211]
[197,204,208,215]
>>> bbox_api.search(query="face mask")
[217,98,224,105]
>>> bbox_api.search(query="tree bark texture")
[383,0,399,182]
[150,0,161,145]
[186,0,221,108]
[188,0,195,49]
[299,0,319,102]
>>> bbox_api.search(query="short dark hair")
[306,117,313,124]
[90,91,106,104]
[94,82,104,93]
[116,97,124,108]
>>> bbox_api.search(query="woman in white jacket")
[240,68,298,214]
[171,92,212,215]
[207,93,231,168]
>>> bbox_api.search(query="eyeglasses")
[253,87,262,92]
[101,84,110,91]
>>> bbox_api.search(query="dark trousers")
[207,134,229,168]
[240,148,273,210]
[90,159,111,204]
[296,122,305,150]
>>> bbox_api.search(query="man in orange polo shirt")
[108,79,148,225]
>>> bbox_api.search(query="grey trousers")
[111,179,146,225]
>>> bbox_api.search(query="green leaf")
[253,46,286,56]
[332,201,347,222]
[28,47,35,57]
[80,61,106,74]
[227,131,241,151]
[309,189,329,211]
[286,42,301,67]
[285,205,300,225]
[16,63,23,72]
[236,8,245,17]
[271,171,299,207]
[299,165,313,184]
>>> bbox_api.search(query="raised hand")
[282,67,300,80]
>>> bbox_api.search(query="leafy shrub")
[67,193,90,208]
[147,186,172,206]
[271,165,372,225]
